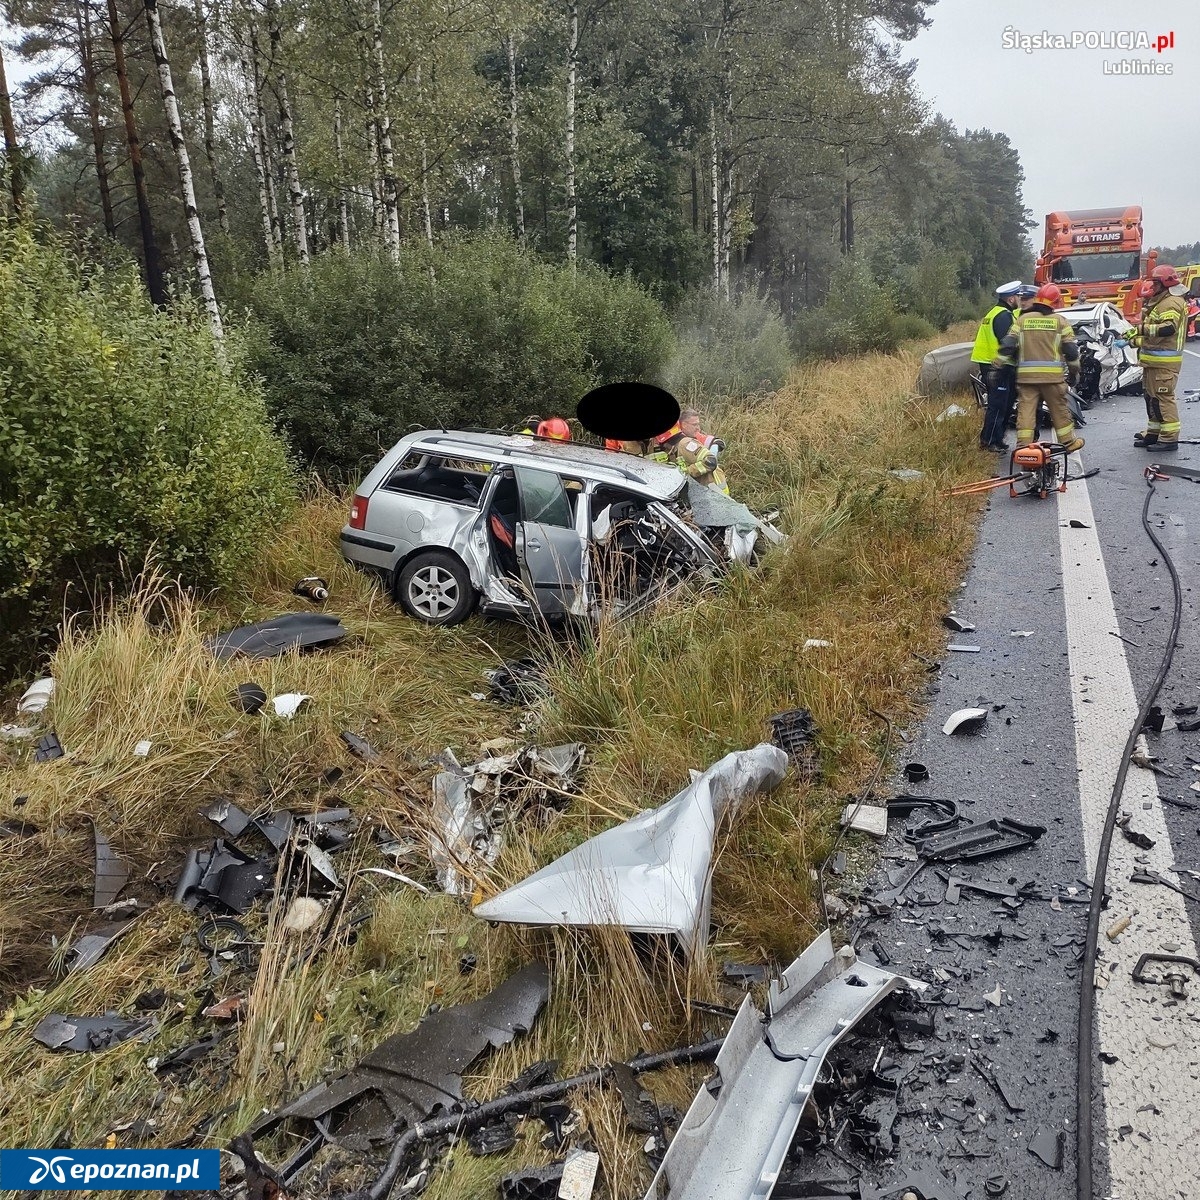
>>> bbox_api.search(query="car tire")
[395,551,477,626]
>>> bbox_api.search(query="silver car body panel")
[644,930,921,1200]
[472,744,789,956]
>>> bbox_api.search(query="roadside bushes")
[663,289,792,401]
[243,237,675,479]
[0,224,295,675]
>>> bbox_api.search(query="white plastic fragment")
[947,644,980,653]
[888,468,925,482]
[271,693,311,719]
[0,724,34,740]
[361,867,430,894]
[473,744,788,956]
[943,707,988,736]
[935,403,969,422]
[804,639,832,650]
[558,1148,600,1200]
[1010,630,1034,638]
[17,678,55,715]
[133,740,152,757]
[840,804,888,838]
[283,897,325,933]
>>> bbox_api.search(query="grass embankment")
[0,346,986,1198]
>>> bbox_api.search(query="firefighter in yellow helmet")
[1129,264,1189,452]
[994,283,1084,453]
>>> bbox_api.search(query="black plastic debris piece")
[828,851,847,877]
[499,1162,565,1200]
[1099,1051,1119,1065]
[1068,519,1089,529]
[1119,822,1156,850]
[1177,717,1200,733]
[1173,704,1199,717]
[864,860,926,913]
[293,576,330,602]
[505,1060,559,1094]
[889,1007,934,1039]
[768,708,820,777]
[984,1177,1009,1197]
[175,841,274,914]
[487,657,550,706]
[936,870,1018,903]
[903,762,929,783]
[611,1060,660,1133]
[0,816,38,838]
[914,818,1046,863]
[722,962,769,986]
[34,733,64,762]
[1142,706,1166,734]
[340,730,381,763]
[91,820,129,908]
[33,1011,156,1052]
[155,1033,226,1074]
[231,683,267,714]
[889,795,959,841]
[202,798,253,838]
[134,988,168,1011]
[1029,1127,1065,1170]
[1130,868,1200,904]
[971,1056,1025,1113]
[467,1117,519,1156]
[66,917,139,973]
[943,614,975,633]
[207,613,346,661]
[459,953,478,975]
[249,963,550,1144]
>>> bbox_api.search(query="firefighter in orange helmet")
[535,417,571,441]
[1129,264,1189,452]
[993,283,1084,453]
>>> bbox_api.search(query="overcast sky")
[905,0,1200,249]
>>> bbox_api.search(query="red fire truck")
[1034,206,1150,315]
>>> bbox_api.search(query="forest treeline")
[1,0,1033,334]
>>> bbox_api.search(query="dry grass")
[0,346,988,1198]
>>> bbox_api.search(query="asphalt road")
[787,351,1200,1200]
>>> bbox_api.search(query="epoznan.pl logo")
[0,1148,220,1191]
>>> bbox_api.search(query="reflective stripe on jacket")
[1137,294,1188,368]
[995,310,1078,382]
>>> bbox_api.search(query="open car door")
[513,466,585,616]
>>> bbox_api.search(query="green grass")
[0,345,989,1197]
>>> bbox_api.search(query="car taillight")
[349,494,369,530]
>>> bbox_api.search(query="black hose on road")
[1076,472,1183,1200]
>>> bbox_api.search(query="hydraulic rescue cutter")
[947,441,1072,500]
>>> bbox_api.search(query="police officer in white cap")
[971,280,1023,451]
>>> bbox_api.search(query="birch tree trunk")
[77,0,116,237]
[709,104,719,295]
[106,0,167,304]
[145,0,223,341]
[564,0,578,266]
[505,34,525,244]
[719,13,733,301]
[240,31,279,269]
[0,37,24,213]
[192,0,228,233]
[371,0,401,259]
[265,0,308,265]
[333,101,351,252]
[364,82,383,240]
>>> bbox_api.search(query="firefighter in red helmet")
[535,417,571,441]
[1129,264,1189,452]
[993,283,1084,453]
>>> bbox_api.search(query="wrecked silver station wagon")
[340,430,777,626]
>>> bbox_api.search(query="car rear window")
[382,452,488,507]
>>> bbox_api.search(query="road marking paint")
[1184,348,1200,360]
[1059,466,1200,1200]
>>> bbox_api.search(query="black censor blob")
[576,382,680,442]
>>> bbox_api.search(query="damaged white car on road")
[341,430,781,626]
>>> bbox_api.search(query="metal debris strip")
[33,1011,157,1053]
[644,930,920,1200]
[432,742,587,895]
[205,612,347,660]
[65,915,140,973]
[91,820,129,908]
[247,963,550,1151]
[474,744,788,957]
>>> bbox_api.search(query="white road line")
[1059,467,1200,1200]
[1184,348,1200,359]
